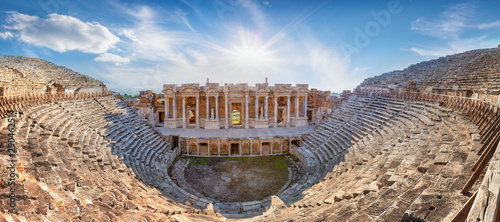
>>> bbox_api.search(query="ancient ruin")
[133,80,332,129]
[1,48,500,221]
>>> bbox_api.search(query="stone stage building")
[162,80,330,129]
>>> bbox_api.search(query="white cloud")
[94,53,130,65]
[119,29,140,43]
[237,0,267,31]
[94,4,355,93]
[410,4,500,58]
[411,4,474,39]
[411,36,498,57]
[478,20,500,29]
[304,40,365,91]
[3,11,119,53]
[117,7,197,64]
[0,31,13,39]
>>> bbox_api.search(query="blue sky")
[1,0,500,94]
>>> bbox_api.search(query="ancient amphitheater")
[2,47,500,221]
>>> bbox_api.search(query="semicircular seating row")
[0,55,103,89]
[254,95,481,221]
[0,96,219,221]
[360,48,500,92]
[0,94,481,221]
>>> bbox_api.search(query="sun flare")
[233,46,268,66]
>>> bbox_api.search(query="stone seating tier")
[0,93,486,221]
[253,95,480,221]
[359,48,500,93]
[0,97,224,221]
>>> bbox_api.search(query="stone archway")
[199,143,209,155]
[220,143,229,155]
[273,142,281,154]
[242,142,250,155]
[262,142,271,155]
[252,143,260,155]
[188,142,197,155]
[210,143,219,155]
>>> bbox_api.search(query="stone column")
[229,142,231,156]
[274,96,278,127]
[286,95,290,127]
[289,139,291,154]
[206,95,209,121]
[218,141,221,156]
[265,95,268,120]
[196,95,200,128]
[260,141,262,155]
[245,94,249,128]
[165,96,169,118]
[303,96,307,117]
[255,96,259,120]
[225,92,229,128]
[216,94,219,119]
[295,96,299,118]
[196,142,199,155]
[281,141,283,154]
[182,96,186,128]
[250,139,252,155]
[271,141,273,154]
[173,94,177,120]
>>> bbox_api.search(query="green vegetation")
[231,110,240,124]
[331,92,342,97]
[122,93,139,99]
[273,156,289,171]
[188,158,207,166]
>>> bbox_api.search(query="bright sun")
[234,47,267,66]
[227,42,280,73]
[219,29,280,72]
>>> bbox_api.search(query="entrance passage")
[159,111,165,123]
[231,143,239,155]
[171,136,179,150]
[188,110,196,125]
[277,108,285,125]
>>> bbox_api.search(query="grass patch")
[183,155,290,202]
[188,158,207,166]
[273,157,289,171]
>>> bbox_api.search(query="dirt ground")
[184,156,290,202]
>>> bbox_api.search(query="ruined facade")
[162,81,330,129]
[135,90,165,125]
[180,137,300,156]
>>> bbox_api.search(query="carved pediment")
[180,87,200,93]
[273,84,292,93]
